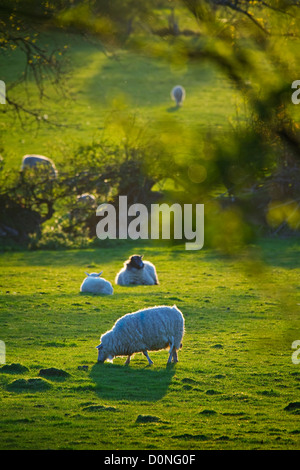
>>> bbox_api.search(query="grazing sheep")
[115,254,159,286]
[21,154,57,177]
[171,85,185,106]
[80,271,113,295]
[96,305,184,365]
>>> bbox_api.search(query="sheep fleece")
[80,275,113,295]
[115,261,158,285]
[99,305,184,358]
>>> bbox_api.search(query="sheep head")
[127,255,144,270]
[96,343,113,363]
[85,271,103,277]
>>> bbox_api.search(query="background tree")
[1,0,299,248]
[0,0,73,125]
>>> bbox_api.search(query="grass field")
[0,238,300,450]
[0,31,246,172]
[1,13,300,451]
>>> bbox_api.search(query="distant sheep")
[80,271,113,295]
[96,305,184,365]
[21,154,57,177]
[115,255,158,286]
[171,85,185,106]
[76,194,96,205]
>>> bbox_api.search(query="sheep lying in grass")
[96,305,184,365]
[115,255,159,286]
[21,154,58,177]
[171,85,185,106]
[80,271,113,295]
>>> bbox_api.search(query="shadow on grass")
[90,362,176,402]
[6,240,188,267]
[166,106,179,112]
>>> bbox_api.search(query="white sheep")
[171,85,185,106]
[115,254,159,286]
[21,154,58,177]
[80,271,113,295]
[96,305,184,365]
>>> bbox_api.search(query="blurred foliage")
[0,0,71,124]
[0,124,169,248]
[55,0,300,241]
[129,0,300,245]
[1,0,300,251]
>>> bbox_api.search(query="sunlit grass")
[0,239,299,450]
[0,31,245,171]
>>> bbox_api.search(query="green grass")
[0,238,300,450]
[0,31,246,171]
[1,19,300,451]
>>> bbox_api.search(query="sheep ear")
[140,254,144,258]
[97,271,103,277]
[85,272,90,276]
[96,344,102,349]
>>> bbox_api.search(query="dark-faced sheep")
[115,255,158,286]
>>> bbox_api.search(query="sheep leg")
[167,341,175,364]
[125,355,131,365]
[143,350,153,365]
[172,349,178,363]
